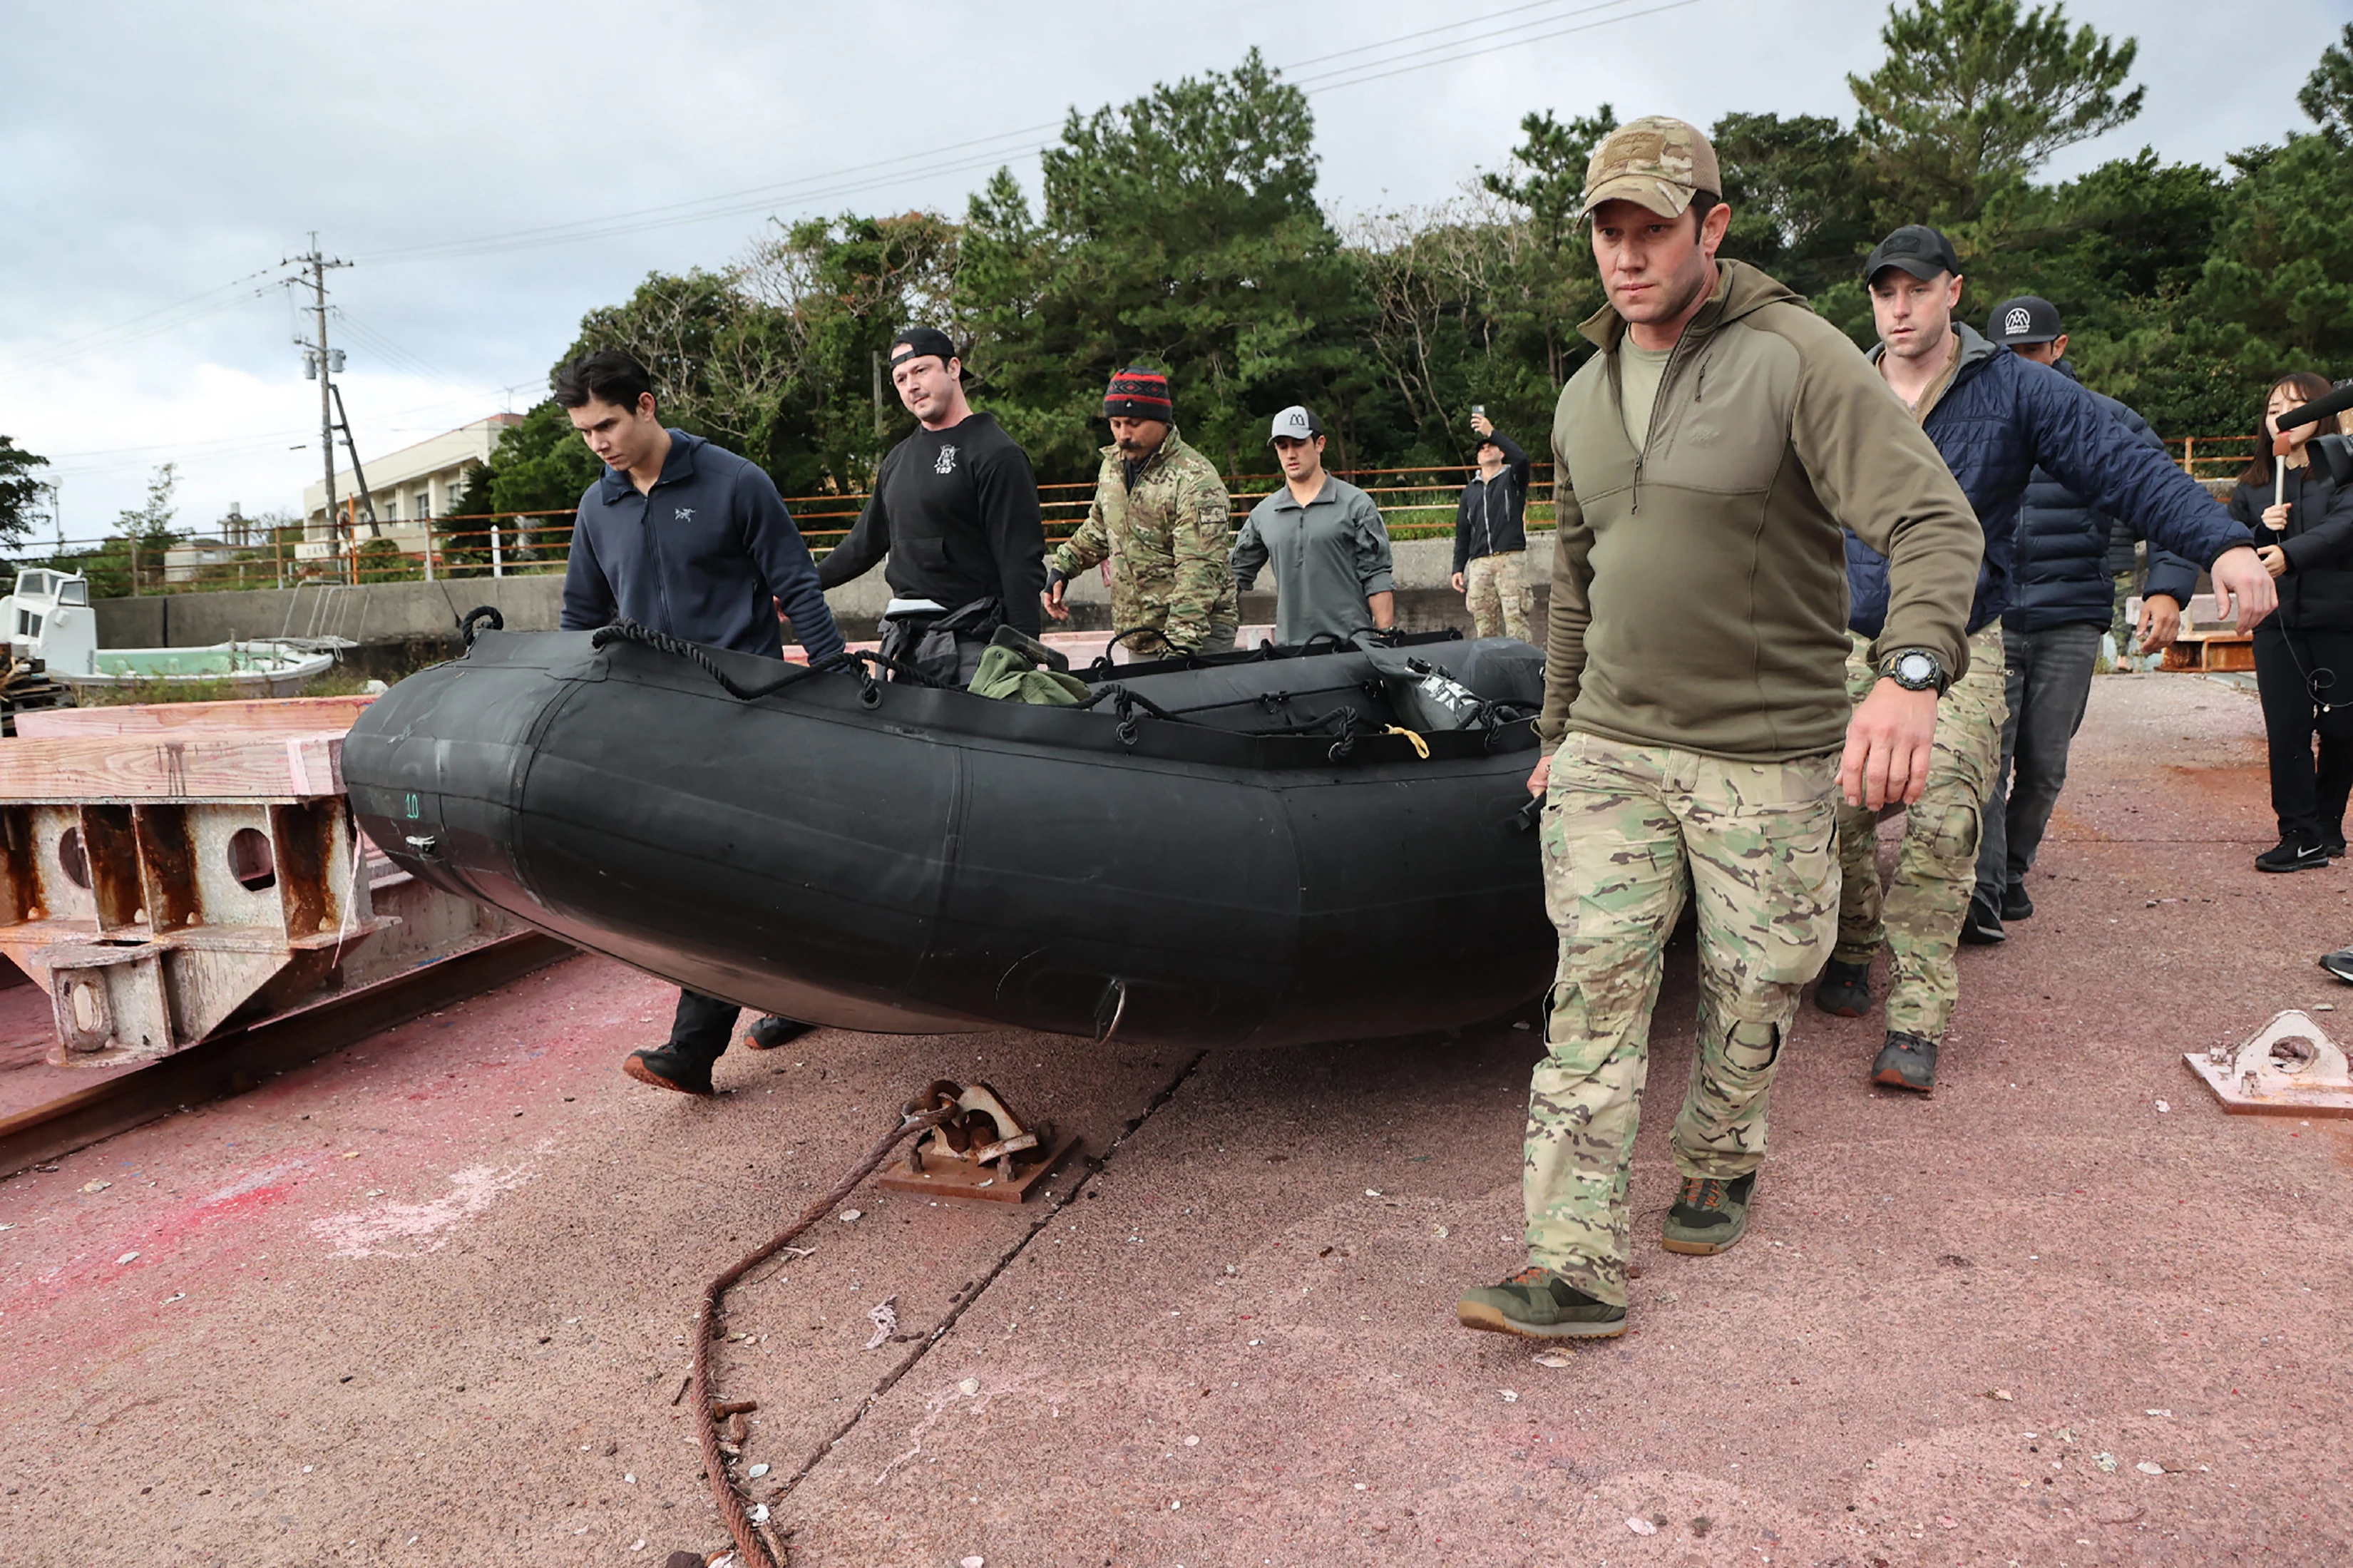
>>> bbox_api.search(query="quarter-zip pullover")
[558,428,843,662]
[1232,474,1395,646]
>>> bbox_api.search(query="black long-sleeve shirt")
[816,411,1047,633]
[1452,432,1531,573]
[558,429,843,662]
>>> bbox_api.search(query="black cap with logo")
[1986,295,2063,346]
[1863,225,1962,284]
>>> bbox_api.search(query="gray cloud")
[2,0,2339,531]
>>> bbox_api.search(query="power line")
[1283,0,1614,72]
[1296,0,1694,93]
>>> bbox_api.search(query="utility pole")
[288,234,352,576]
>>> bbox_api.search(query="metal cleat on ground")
[877,1079,1082,1204]
[2184,1010,2353,1117]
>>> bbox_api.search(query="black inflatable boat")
[343,629,1554,1050]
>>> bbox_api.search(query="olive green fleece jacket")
[1540,260,1982,762]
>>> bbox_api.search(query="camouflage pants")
[1525,733,1840,1306]
[1832,627,2008,1040]
[2109,570,2136,660]
[1465,551,1530,641]
[1121,617,1240,662]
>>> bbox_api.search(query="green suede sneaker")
[1455,1267,1627,1339]
[1660,1172,1755,1255]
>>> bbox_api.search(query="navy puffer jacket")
[1847,324,2251,639]
[2004,360,2199,633]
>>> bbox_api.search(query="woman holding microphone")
[2232,371,2353,871]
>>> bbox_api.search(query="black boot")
[744,1015,816,1051]
[1815,958,1872,1018]
[1958,891,2006,945]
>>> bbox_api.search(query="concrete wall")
[91,532,1554,661]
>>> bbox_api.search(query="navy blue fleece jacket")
[558,429,844,662]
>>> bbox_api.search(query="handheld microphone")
[2277,381,2353,433]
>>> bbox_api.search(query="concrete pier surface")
[4,671,2349,1567]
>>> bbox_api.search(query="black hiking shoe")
[1959,892,2006,946]
[742,1015,815,1051]
[1661,1172,1756,1255]
[2256,839,2329,873]
[2000,883,2034,921]
[1870,1030,1939,1093]
[2322,948,2353,984]
[622,1044,716,1097]
[1455,1267,1627,1339]
[1815,958,1872,1018]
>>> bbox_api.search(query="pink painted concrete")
[3,672,2350,1567]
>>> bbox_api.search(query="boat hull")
[344,631,1556,1049]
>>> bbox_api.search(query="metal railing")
[4,439,2256,596]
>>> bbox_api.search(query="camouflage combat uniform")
[1831,626,2008,1040]
[1049,429,1237,659]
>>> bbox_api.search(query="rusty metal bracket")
[875,1078,1082,1204]
[2184,1010,2353,1117]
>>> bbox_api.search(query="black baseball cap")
[1864,225,1962,284]
[1987,295,2063,346]
[888,325,958,369]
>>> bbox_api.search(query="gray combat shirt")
[1231,474,1396,646]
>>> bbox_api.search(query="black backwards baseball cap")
[1103,367,1173,422]
[1987,295,2063,346]
[888,326,958,370]
[1864,225,1962,284]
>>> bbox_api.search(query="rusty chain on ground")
[690,1095,956,1568]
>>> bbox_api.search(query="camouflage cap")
[1579,116,1721,221]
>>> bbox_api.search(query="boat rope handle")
[458,605,503,648]
[589,619,875,702]
[1380,724,1430,760]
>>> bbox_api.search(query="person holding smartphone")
[1451,410,1533,640]
[2230,371,2353,871]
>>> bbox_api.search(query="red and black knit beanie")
[1102,367,1173,422]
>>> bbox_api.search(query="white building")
[298,414,522,560]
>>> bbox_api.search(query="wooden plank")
[0,732,345,801]
[13,695,375,739]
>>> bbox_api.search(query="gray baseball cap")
[1268,406,1324,444]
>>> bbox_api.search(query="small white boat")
[2,569,335,697]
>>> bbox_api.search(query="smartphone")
[1471,404,1486,419]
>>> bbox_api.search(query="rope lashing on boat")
[690,1097,957,1568]
[589,620,845,701]
[458,605,503,648]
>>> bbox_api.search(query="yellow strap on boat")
[1381,724,1430,760]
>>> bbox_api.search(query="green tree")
[956,50,1371,478]
[1849,0,2144,223]
[0,435,48,548]
[1711,111,1879,332]
[1477,106,1619,387]
[2301,22,2353,140]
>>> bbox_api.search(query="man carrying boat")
[552,348,844,1097]
[1040,367,1239,660]
[1821,227,2270,1095]
[1231,406,1398,645]
[1455,117,1983,1342]
[817,327,1047,685]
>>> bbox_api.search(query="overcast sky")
[2,0,2343,538]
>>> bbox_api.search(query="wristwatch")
[1877,647,1950,695]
